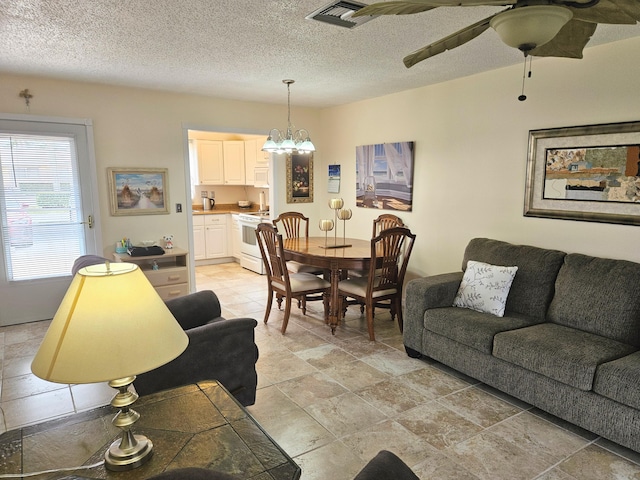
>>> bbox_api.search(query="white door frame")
[0,113,102,325]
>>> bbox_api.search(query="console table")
[113,247,189,300]
[0,381,300,480]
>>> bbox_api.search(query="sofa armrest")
[134,317,259,406]
[165,290,223,331]
[403,272,463,353]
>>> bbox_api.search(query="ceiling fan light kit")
[353,0,640,70]
[262,80,316,155]
[490,5,574,53]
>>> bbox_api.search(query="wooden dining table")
[282,236,372,334]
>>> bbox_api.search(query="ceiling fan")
[353,0,640,67]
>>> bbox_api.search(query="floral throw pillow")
[452,260,518,317]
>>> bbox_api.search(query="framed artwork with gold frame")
[108,167,169,216]
[286,153,314,203]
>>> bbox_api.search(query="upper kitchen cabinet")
[222,141,245,185]
[197,140,224,185]
[193,135,268,186]
[244,138,269,187]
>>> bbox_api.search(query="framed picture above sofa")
[524,120,640,226]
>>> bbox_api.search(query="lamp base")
[105,433,153,471]
[105,376,154,471]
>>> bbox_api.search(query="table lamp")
[31,261,189,471]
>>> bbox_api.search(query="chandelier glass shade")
[262,80,316,155]
[490,5,573,53]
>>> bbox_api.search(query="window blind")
[0,133,84,281]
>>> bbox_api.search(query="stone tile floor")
[1,261,640,479]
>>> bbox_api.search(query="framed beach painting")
[524,121,640,225]
[355,141,415,211]
[286,153,314,203]
[108,167,169,216]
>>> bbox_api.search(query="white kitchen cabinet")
[192,215,206,260]
[256,137,269,165]
[204,214,228,258]
[197,140,224,185]
[230,214,241,259]
[222,141,245,185]
[244,138,269,187]
[244,139,257,183]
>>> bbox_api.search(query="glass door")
[0,115,101,325]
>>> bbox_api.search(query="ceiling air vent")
[306,1,377,29]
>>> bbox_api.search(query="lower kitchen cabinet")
[193,214,230,260]
[193,220,206,260]
[205,217,228,258]
[230,214,241,259]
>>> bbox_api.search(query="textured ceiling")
[1,0,639,108]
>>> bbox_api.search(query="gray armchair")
[71,256,259,406]
[136,290,258,406]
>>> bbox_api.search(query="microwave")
[254,167,269,187]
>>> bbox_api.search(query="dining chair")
[372,213,405,237]
[273,211,323,275]
[345,213,406,314]
[255,223,330,334]
[338,226,416,341]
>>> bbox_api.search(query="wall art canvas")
[355,141,415,211]
[524,121,640,225]
[108,167,169,216]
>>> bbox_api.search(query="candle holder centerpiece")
[321,198,352,249]
[319,219,334,249]
[338,208,352,246]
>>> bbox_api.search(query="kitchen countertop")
[192,203,264,215]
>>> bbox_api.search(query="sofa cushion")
[548,253,640,347]
[453,260,518,317]
[425,307,544,354]
[493,323,637,391]
[593,351,640,410]
[462,238,566,320]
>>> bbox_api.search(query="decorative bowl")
[238,200,252,208]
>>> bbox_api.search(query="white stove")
[238,212,271,274]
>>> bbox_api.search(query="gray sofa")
[404,238,640,453]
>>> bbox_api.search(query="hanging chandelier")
[262,79,316,155]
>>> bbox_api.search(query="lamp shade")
[31,262,188,384]
[490,5,573,51]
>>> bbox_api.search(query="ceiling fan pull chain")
[518,55,528,102]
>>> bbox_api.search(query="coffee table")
[0,381,301,480]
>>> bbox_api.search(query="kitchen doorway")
[182,126,276,291]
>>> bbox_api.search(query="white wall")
[315,37,640,278]
[1,36,639,282]
[0,74,321,257]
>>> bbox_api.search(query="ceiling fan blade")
[353,0,514,17]
[569,0,640,24]
[530,19,597,59]
[353,2,439,17]
[403,14,494,68]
